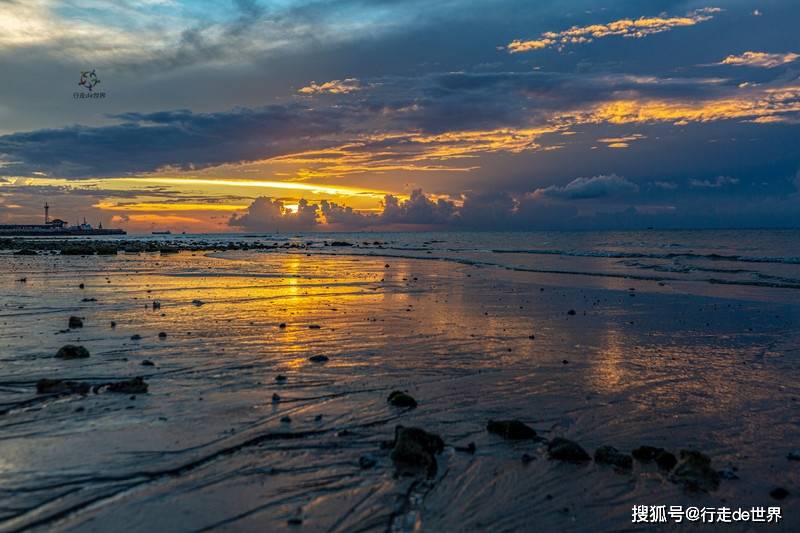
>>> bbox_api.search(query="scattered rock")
[308,355,329,363]
[486,419,537,440]
[106,377,149,394]
[14,249,38,255]
[78,283,85,289]
[521,453,535,464]
[68,316,83,329]
[387,390,418,408]
[55,344,90,359]
[632,446,677,471]
[141,360,155,366]
[158,332,167,339]
[275,375,287,382]
[567,309,576,315]
[281,416,291,423]
[390,425,444,477]
[455,442,477,454]
[669,450,720,492]
[271,393,281,403]
[787,450,800,461]
[548,437,591,462]
[359,454,377,469]
[594,446,633,469]
[308,324,321,329]
[130,334,142,340]
[110,321,116,328]
[36,378,90,395]
[770,487,790,500]
[718,468,739,480]
[278,322,287,329]
[192,299,204,306]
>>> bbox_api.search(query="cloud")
[597,133,646,148]
[228,197,320,232]
[720,51,799,68]
[689,176,739,188]
[299,78,362,95]
[0,105,346,178]
[507,8,720,53]
[533,174,639,199]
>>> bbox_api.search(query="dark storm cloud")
[0,105,347,178]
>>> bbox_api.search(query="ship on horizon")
[0,203,126,236]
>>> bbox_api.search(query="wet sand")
[1,248,799,531]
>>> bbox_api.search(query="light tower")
[44,202,50,224]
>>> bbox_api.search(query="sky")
[0,0,798,233]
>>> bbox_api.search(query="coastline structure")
[0,203,126,236]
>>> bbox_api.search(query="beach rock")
[329,241,353,247]
[486,419,537,440]
[141,360,155,366]
[521,453,534,464]
[275,375,287,382]
[55,344,90,359]
[68,316,83,329]
[278,323,287,329]
[770,487,790,500]
[308,324,321,329]
[130,334,142,340]
[548,437,591,462]
[110,321,116,328]
[632,446,677,471]
[387,391,418,408]
[281,416,291,423]
[567,309,576,315]
[158,332,167,339]
[106,377,149,394]
[271,393,281,403]
[594,446,633,469]
[787,450,800,461]
[192,300,204,306]
[308,355,329,363]
[390,426,444,477]
[14,249,37,255]
[36,379,90,395]
[669,450,720,492]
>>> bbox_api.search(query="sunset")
[1,1,798,531]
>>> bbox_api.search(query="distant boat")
[152,230,172,235]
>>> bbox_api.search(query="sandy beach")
[1,234,799,531]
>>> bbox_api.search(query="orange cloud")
[298,78,362,95]
[720,51,799,68]
[507,8,719,53]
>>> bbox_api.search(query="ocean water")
[59,228,800,297]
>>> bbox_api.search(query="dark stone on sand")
[281,416,291,423]
[275,375,287,382]
[308,324,321,329]
[718,468,739,480]
[669,450,720,492]
[567,309,576,315]
[272,393,281,403]
[521,453,534,464]
[770,487,790,500]
[79,283,85,288]
[787,450,800,461]
[548,437,591,462]
[110,321,116,328]
[68,316,83,328]
[308,355,329,363]
[391,425,444,478]
[387,390,418,408]
[487,419,537,440]
[594,446,633,469]
[359,454,377,469]
[55,344,90,359]
[329,241,353,247]
[36,379,90,395]
[106,377,148,394]
[158,332,167,339]
[655,450,678,471]
[287,517,303,526]
[141,360,155,366]
[632,446,677,471]
[130,334,142,340]
[14,249,37,255]
[455,442,477,454]
[278,322,287,329]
